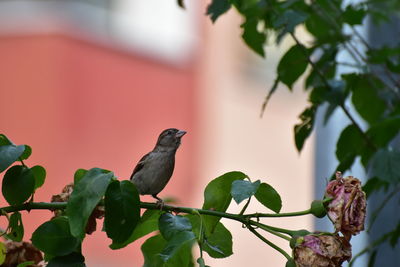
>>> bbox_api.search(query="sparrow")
[130,128,186,203]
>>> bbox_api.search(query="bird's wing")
[130,152,151,180]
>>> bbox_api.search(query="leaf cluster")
[206,0,400,264]
[0,135,288,266]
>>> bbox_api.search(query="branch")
[1,202,68,213]
[245,208,311,218]
[349,230,393,266]
[311,0,400,99]
[247,225,292,260]
[367,184,400,232]
[0,201,311,262]
[1,201,313,223]
[0,201,304,242]
[250,221,293,240]
[324,0,400,95]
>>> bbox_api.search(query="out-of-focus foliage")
[206,0,400,264]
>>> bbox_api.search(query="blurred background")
[0,1,316,266]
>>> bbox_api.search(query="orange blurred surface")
[0,5,315,266]
[0,34,197,266]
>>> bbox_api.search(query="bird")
[130,128,186,204]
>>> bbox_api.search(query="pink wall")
[0,34,198,266]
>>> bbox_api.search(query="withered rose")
[2,240,44,267]
[293,234,351,267]
[325,172,366,237]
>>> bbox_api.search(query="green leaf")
[206,0,231,23]
[66,168,113,239]
[202,171,247,235]
[305,13,343,44]
[292,229,311,239]
[46,252,85,267]
[231,0,259,11]
[159,213,192,241]
[155,213,195,265]
[185,214,202,238]
[17,262,35,267]
[110,209,162,250]
[367,117,400,147]
[44,253,55,262]
[142,235,166,267]
[31,217,79,256]
[367,46,400,65]
[104,180,140,245]
[349,74,386,124]
[310,80,346,106]
[31,165,46,190]
[305,46,337,89]
[231,180,260,204]
[336,124,365,162]
[255,182,282,213]
[342,5,366,25]
[0,134,12,146]
[261,78,280,113]
[294,105,316,152]
[362,177,388,198]
[2,165,35,205]
[390,221,400,248]
[7,212,24,241]
[323,103,338,125]
[203,222,233,258]
[0,144,25,173]
[0,242,5,265]
[278,44,309,89]
[335,124,367,172]
[368,148,400,183]
[241,18,266,57]
[142,234,193,267]
[159,231,195,263]
[274,10,308,38]
[19,145,32,160]
[74,169,88,184]
[334,156,356,177]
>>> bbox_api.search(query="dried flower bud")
[85,205,105,235]
[2,240,43,267]
[325,172,367,236]
[51,183,74,217]
[50,183,105,235]
[293,234,351,267]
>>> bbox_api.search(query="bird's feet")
[156,199,165,210]
[152,194,164,210]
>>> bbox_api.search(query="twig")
[245,208,311,218]
[247,225,292,260]
[349,230,393,266]
[325,0,400,95]
[289,32,377,151]
[367,184,400,232]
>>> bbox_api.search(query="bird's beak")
[175,130,187,138]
